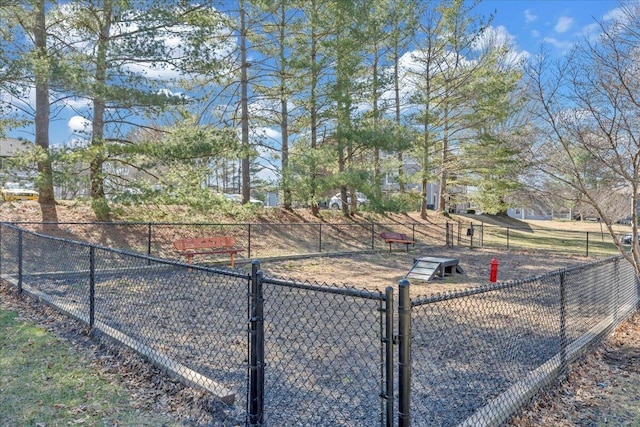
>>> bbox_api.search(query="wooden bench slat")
[174,236,244,268]
[380,232,415,252]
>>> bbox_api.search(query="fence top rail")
[1,220,449,228]
[262,275,386,301]
[411,255,625,306]
[479,223,615,233]
[3,219,623,234]
[0,223,251,280]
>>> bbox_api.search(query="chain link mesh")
[410,257,638,426]
[1,222,637,427]
[260,276,386,426]
[1,224,250,418]
[7,220,626,259]
[0,225,20,276]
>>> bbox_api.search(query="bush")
[368,192,421,213]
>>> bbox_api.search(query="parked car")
[329,192,369,209]
[1,184,38,202]
[616,216,634,225]
[620,233,640,245]
[223,193,264,207]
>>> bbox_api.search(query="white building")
[0,137,34,184]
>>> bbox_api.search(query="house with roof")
[507,198,554,221]
[0,137,34,184]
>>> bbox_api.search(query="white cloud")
[474,25,517,51]
[253,126,281,147]
[555,16,574,33]
[61,96,91,110]
[157,88,187,100]
[581,22,602,43]
[524,9,537,23]
[602,7,626,22]
[379,24,530,119]
[543,36,574,51]
[68,116,91,134]
[531,29,540,38]
[261,127,281,140]
[472,26,530,66]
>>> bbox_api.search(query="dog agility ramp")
[405,257,462,282]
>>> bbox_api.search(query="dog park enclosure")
[0,220,637,426]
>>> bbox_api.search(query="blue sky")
[478,0,623,55]
[6,0,627,147]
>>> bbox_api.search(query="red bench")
[380,232,415,252]
[173,236,244,268]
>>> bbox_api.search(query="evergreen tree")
[459,39,526,215]
[0,0,59,223]
[49,1,222,218]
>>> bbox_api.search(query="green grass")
[0,309,181,427]
[480,227,620,257]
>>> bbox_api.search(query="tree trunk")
[420,179,428,219]
[240,0,251,204]
[90,1,112,221]
[279,3,291,210]
[34,0,58,226]
[309,3,319,216]
[394,46,404,192]
[439,104,449,214]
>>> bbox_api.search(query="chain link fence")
[9,219,625,260]
[257,276,388,426]
[8,220,450,261]
[410,256,638,426]
[461,222,623,257]
[1,222,637,426]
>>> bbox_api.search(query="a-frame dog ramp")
[405,257,463,282]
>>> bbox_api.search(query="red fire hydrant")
[489,258,499,283]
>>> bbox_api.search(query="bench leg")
[230,253,235,268]
[405,243,409,252]
[388,243,392,252]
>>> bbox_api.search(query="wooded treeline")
[1,1,639,247]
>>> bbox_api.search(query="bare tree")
[526,3,640,273]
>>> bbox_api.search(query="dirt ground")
[1,200,639,425]
[254,246,590,297]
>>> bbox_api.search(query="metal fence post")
[248,224,252,258]
[585,231,589,257]
[89,246,95,330]
[412,224,415,243]
[614,257,620,323]
[506,228,510,250]
[398,279,411,427]
[559,270,567,376]
[18,229,23,294]
[147,222,152,257]
[384,286,395,427]
[319,224,322,253]
[248,260,265,427]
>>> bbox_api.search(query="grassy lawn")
[0,308,181,427]
[477,223,621,257]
